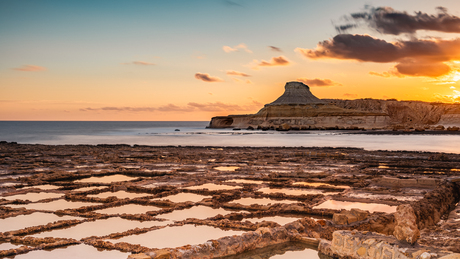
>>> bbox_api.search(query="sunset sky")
[2,0,460,121]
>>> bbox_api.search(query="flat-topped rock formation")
[208,81,390,129]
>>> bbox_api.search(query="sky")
[2,0,460,121]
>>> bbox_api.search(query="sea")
[1,121,460,154]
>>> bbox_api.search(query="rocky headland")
[208,81,460,131]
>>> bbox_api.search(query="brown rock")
[128,253,151,259]
[393,204,420,244]
[332,213,348,225]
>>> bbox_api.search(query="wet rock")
[332,208,369,225]
[394,204,420,244]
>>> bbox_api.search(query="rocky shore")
[0,143,459,258]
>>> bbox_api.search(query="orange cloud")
[194,73,224,82]
[250,56,290,70]
[222,43,252,53]
[369,69,404,78]
[297,78,342,87]
[13,65,46,72]
[226,70,251,77]
[296,34,460,77]
[123,61,155,66]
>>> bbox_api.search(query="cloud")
[13,65,46,72]
[296,34,460,77]
[222,43,252,53]
[296,78,342,87]
[369,68,404,78]
[341,6,460,35]
[232,78,253,84]
[123,61,155,66]
[268,46,282,52]
[80,101,263,113]
[343,93,358,98]
[250,56,290,69]
[194,73,224,82]
[226,70,251,77]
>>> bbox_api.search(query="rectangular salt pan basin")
[214,166,240,171]
[94,204,161,215]
[1,192,63,202]
[1,212,80,233]
[87,191,150,199]
[258,187,326,196]
[245,216,302,226]
[110,224,245,249]
[13,244,128,259]
[313,200,397,213]
[230,197,298,206]
[226,179,265,184]
[74,174,138,183]
[32,217,168,240]
[152,193,211,203]
[5,199,101,211]
[157,205,235,222]
[185,183,242,191]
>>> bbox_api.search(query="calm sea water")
[1,121,460,153]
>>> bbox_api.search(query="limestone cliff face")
[207,81,460,129]
[327,99,460,126]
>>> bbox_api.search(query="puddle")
[185,183,242,191]
[72,186,108,192]
[345,192,422,202]
[313,200,397,213]
[214,166,240,171]
[258,187,327,196]
[109,224,245,249]
[13,244,128,259]
[245,216,302,225]
[152,193,211,203]
[5,199,101,211]
[22,184,60,190]
[87,191,150,199]
[157,205,236,222]
[226,179,265,185]
[0,242,21,250]
[74,174,138,183]
[32,217,167,240]
[293,182,350,189]
[1,192,63,202]
[230,197,298,206]
[94,204,162,215]
[269,248,320,259]
[1,212,80,233]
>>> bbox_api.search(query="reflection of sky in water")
[13,244,128,259]
[75,174,138,183]
[185,183,242,191]
[87,191,150,199]
[270,248,319,259]
[231,197,297,206]
[313,200,396,213]
[157,205,236,221]
[6,199,101,211]
[110,224,245,249]
[32,217,167,240]
[1,213,80,232]
[152,192,211,203]
[1,192,63,202]
[258,187,326,196]
[245,216,302,226]
[94,204,162,215]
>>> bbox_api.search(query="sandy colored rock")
[394,204,420,244]
[128,253,151,259]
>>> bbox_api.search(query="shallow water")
[185,183,242,191]
[1,192,63,202]
[245,216,302,225]
[74,174,138,183]
[157,205,235,221]
[258,187,329,196]
[72,186,109,192]
[226,179,265,184]
[313,199,397,213]
[21,184,60,190]
[270,248,320,258]
[293,182,350,189]
[110,224,245,249]
[214,166,240,171]
[5,199,101,211]
[152,192,211,203]
[13,244,128,259]
[230,197,298,206]
[0,242,21,250]
[87,190,150,199]
[32,217,167,240]
[1,212,80,232]
[94,204,161,215]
